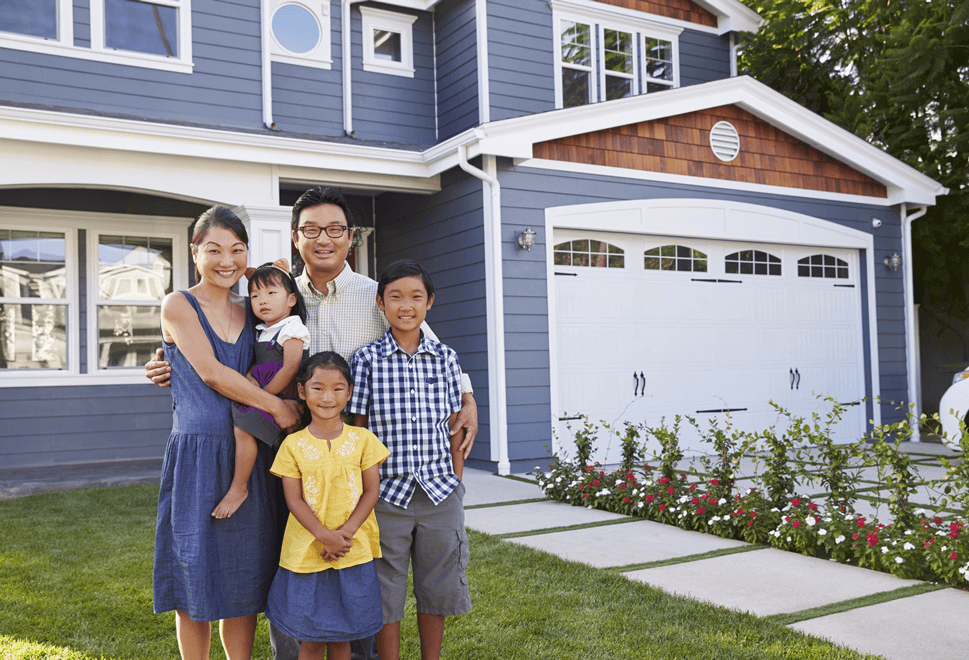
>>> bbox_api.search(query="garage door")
[554,230,867,464]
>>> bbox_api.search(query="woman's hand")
[145,348,172,387]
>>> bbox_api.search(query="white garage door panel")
[554,232,867,464]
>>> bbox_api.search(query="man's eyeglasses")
[296,225,350,239]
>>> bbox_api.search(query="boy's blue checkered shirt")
[348,328,463,508]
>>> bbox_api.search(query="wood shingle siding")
[533,106,889,198]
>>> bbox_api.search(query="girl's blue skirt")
[265,562,383,642]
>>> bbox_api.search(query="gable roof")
[432,76,946,206]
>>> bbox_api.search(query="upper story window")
[552,1,681,109]
[0,0,193,73]
[644,245,707,272]
[554,239,624,268]
[360,7,417,78]
[270,0,332,70]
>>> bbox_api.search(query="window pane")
[272,3,320,54]
[0,303,67,369]
[98,235,173,301]
[97,305,163,368]
[561,21,591,67]
[105,0,178,58]
[0,0,57,39]
[562,68,589,108]
[644,38,673,81]
[603,29,632,73]
[554,252,570,266]
[605,76,632,101]
[645,81,672,94]
[0,231,67,298]
[373,29,401,61]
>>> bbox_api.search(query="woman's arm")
[338,464,380,537]
[162,293,299,429]
[261,338,304,395]
[281,477,354,558]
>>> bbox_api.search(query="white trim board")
[543,197,883,452]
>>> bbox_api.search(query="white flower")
[632,489,639,495]
[895,557,904,564]
[806,517,816,527]
[711,516,722,523]
[555,476,562,483]
[638,502,644,509]
[819,529,828,536]
[905,530,914,536]
[787,536,792,542]
[881,547,889,554]
[903,542,915,551]
[836,535,846,544]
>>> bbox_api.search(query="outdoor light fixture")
[884,253,902,271]
[518,227,537,251]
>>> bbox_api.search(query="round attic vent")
[710,121,740,161]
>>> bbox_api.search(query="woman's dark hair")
[291,187,355,233]
[247,262,308,324]
[377,259,435,299]
[296,351,353,391]
[191,206,249,284]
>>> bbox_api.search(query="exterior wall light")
[884,253,902,271]
[518,227,537,251]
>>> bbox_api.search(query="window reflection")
[98,235,172,301]
[0,303,67,369]
[97,305,163,368]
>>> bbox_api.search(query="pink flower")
[711,479,720,486]
[867,533,879,547]
[857,518,867,527]
[645,494,654,503]
[659,504,666,511]
[583,494,588,499]
[747,521,753,526]
[689,484,697,491]
[592,479,600,486]
[791,498,801,506]
[807,503,818,511]
[784,516,791,522]
[624,496,630,503]
[793,520,801,528]
[852,533,859,541]
[696,507,706,515]
[951,552,959,560]
[691,497,700,505]
[934,516,943,525]
[667,487,675,494]
[659,477,669,485]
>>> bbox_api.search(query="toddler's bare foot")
[212,486,248,519]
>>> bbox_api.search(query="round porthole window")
[272,4,320,54]
[710,121,740,162]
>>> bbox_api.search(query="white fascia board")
[691,0,762,34]
[468,77,946,206]
[0,105,430,181]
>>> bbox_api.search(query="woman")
[153,206,300,660]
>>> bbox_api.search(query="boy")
[348,259,470,660]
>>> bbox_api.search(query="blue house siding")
[0,1,263,128]
[0,384,172,468]
[73,0,90,48]
[373,167,490,464]
[435,0,479,140]
[679,29,731,87]
[496,160,906,469]
[486,0,555,122]
[271,61,344,137]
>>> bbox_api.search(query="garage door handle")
[795,368,801,390]
[790,368,795,390]
[633,371,645,397]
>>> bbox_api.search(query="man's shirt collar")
[298,261,354,297]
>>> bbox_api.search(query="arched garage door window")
[798,254,849,279]
[554,239,624,268]
[725,249,782,276]
[643,245,707,272]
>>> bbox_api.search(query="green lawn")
[0,486,879,659]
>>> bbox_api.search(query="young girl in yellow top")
[266,351,389,660]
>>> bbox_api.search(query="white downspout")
[261,0,276,129]
[457,144,510,475]
[729,32,737,77]
[474,0,490,124]
[902,203,928,441]
[343,0,365,136]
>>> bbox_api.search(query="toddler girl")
[266,351,389,660]
[212,261,309,519]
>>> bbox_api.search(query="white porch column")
[234,204,293,268]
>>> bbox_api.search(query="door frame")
[544,198,880,457]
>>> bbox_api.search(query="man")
[146,187,478,659]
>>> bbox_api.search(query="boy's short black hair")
[377,259,435,299]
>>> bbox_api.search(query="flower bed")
[533,401,969,586]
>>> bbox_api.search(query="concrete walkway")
[461,469,969,660]
[4,459,967,659]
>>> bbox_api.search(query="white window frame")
[360,6,417,78]
[269,0,332,70]
[0,208,189,387]
[550,0,681,109]
[0,0,193,74]
[598,23,637,102]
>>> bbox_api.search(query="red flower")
[659,504,666,511]
[645,494,654,503]
[709,498,718,506]
[679,473,686,479]
[592,479,600,486]
[793,520,801,528]
[689,484,697,491]
[867,533,878,547]
[667,487,675,494]
[784,516,791,522]
[857,518,867,527]
[711,479,720,486]
[951,531,960,539]
[934,516,943,525]
[852,533,859,541]
[747,521,754,526]
[624,496,630,503]
[583,494,589,499]
[791,498,801,506]
[807,503,818,511]
[814,516,821,524]
[586,466,593,473]
[951,552,959,560]
[659,477,669,485]
[691,497,700,505]
[696,507,706,515]
[736,509,745,516]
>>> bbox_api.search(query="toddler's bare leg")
[212,428,257,518]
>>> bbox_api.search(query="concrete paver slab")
[623,547,922,616]
[790,588,969,660]
[463,469,544,507]
[507,519,747,568]
[465,501,627,535]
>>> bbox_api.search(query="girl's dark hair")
[191,206,249,284]
[247,262,308,324]
[377,259,435,299]
[296,351,352,390]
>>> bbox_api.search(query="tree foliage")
[738,0,969,349]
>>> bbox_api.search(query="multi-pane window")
[726,250,782,276]
[360,7,417,78]
[0,0,58,40]
[560,20,595,108]
[0,229,70,370]
[554,9,680,109]
[95,234,172,369]
[644,245,707,272]
[643,37,675,92]
[797,254,849,279]
[104,0,179,58]
[554,239,624,268]
[602,28,635,101]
